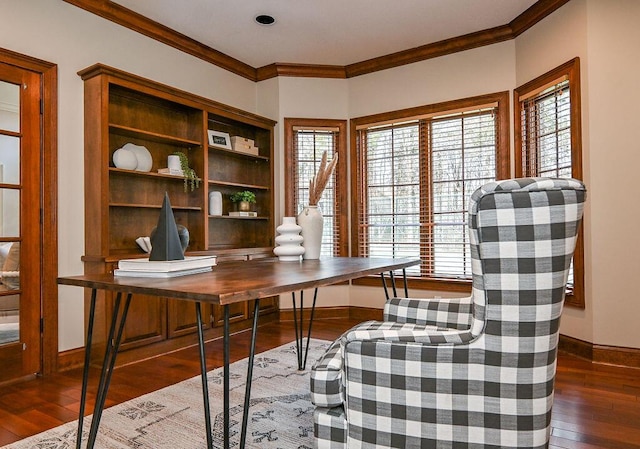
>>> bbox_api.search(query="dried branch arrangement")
[308,151,339,206]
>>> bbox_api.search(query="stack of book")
[114,255,217,278]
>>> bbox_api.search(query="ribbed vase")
[273,217,305,262]
[297,205,323,260]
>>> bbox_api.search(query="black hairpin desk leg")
[381,268,409,300]
[195,302,213,449]
[291,288,318,370]
[76,291,132,449]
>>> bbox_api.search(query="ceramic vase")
[273,217,305,262]
[297,205,323,259]
[167,154,181,171]
[209,191,222,216]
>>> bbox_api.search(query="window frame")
[284,118,349,257]
[514,57,584,308]
[350,92,510,291]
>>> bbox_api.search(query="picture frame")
[207,130,232,150]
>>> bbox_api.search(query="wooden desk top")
[58,257,420,305]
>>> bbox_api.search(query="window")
[351,92,510,290]
[284,118,348,257]
[514,57,584,308]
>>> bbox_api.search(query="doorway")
[0,49,57,383]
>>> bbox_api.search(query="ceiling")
[111,0,538,68]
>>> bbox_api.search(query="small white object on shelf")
[113,147,138,170]
[229,211,257,217]
[209,191,223,216]
[123,143,152,172]
[135,236,152,253]
[167,154,181,171]
[157,168,184,176]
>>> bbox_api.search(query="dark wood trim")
[509,0,572,37]
[62,0,256,81]
[558,334,593,361]
[56,347,86,372]
[559,334,640,370]
[346,25,513,78]
[514,58,584,308]
[0,48,58,376]
[63,0,570,81]
[352,276,473,294]
[279,306,383,322]
[257,64,346,81]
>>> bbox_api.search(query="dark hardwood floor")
[1,318,639,448]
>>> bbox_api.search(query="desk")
[58,256,419,449]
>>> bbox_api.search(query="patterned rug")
[2,339,331,449]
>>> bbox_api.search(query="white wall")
[266,76,351,309]
[2,0,638,352]
[584,0,640,348]
[0,0,260,351]
[515,0,640,349]
[348,41,516,118]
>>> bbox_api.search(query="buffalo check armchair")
[310,178,586,448]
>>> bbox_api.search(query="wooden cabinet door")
[167,298,211,338]
[118,294,167,351]
[212,302,248,327]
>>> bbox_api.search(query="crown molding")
[256,63,346,81]
[63,0,571,82]
[345,25,514,78]
[62,0,256,81]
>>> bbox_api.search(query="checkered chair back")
[467,177,585,339]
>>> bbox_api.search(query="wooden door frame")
[0,47,58,375]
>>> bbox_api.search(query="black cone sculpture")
[149,193,185,261]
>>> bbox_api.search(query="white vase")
[209,191,222,216]
[273,217,305,262]
[167,154,181,171]
[297,205,323,260]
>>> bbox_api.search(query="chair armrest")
[342,320,473,346]
[383,296,473,330]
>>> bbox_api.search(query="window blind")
[519,78,575,291]
[520,79,572,178]
[292,129,341,257]
[357,108,498,280]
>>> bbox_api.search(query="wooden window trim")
[514,57,584,308]
[284,118,349,257]
[350,92,510,292]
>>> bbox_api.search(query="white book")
[114,266,213,278]
[117,255,217,272]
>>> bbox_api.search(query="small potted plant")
[230,190,256,212]
[173,151,200,192]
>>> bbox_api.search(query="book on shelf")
[228,211,258,217]
[157,167,184,176]
[117,255,217,272]
[114,266,212,278]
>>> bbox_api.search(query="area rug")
[1,339,331,449]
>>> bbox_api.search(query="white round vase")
[297,205,323,260]
[273,217,305,262]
